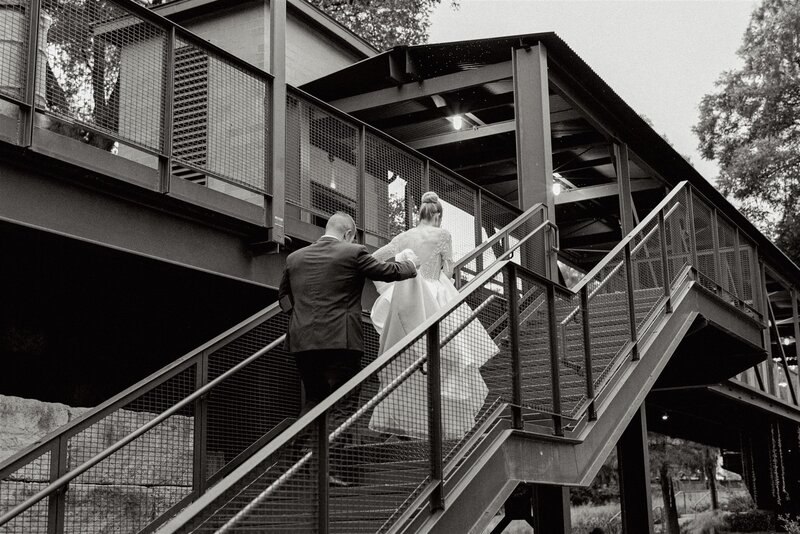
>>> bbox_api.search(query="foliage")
[571,503,622,534]
[571,462,618,506]
[780,514,800,534]
[694,0,800,264]
[306,0,458,51]
[720,509,775,532]
[722,493,755,513]
[681,511,726,534]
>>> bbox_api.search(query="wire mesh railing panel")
[328,336,430,534]
[692,196,717,285]
[0,0,31,103]
[172,33,270,195]
[364,133,424,240]
[630,219,665,331]
[586,250,632,390]
[555,291,587,418]
[41,0,167,152]
[429,167,477,263]
[665,190,690,285]
[179,427,321,534]
[479,197,517,270]
[285,92,359,221]
[63,366,196,534]
[515,274,552,413]
[205,313,294,482]
[0,450,51,534]
[437,270,506,463]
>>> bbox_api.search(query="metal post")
[546,284,563,436]
[658,211,672,313]
[761,263,776,396]
[21,0,43,146]
[268,0,287,242]
[46,437,67,534]
[422,159,431,193]
[614,143,635,235]
[624,243,639,360]
[768,300,798,405]
[317,412,329,534]
[711,209,722,289]
[357,125,366,237]
[192,353,209,493]
[474,189,483,272]
[507,264,523,429]
[581,286,597,421]
[427,323,444,511]
[159,27,176,193]
[687,188,699,268]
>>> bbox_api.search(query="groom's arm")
[278,266,293,314]
[355,246,417,282]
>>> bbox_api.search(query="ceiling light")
[552,182,562,196]
[782,336,795,346]
[452,115,463,130]
[661,413,669,421]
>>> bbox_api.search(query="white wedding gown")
[368,225,499,440]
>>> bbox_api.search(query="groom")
[278,212,418,481]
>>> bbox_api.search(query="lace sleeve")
[372,239,400,262]
[441,231,454,279]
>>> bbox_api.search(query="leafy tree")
[306,0,458,51]
[694,0,800,264]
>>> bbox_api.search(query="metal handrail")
[0,333,286,527]
[158,252,517,533]
[559,202,683,328]
[571,181,690,294]
[453,203,546,278]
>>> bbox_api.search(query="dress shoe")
[328,475,352,487]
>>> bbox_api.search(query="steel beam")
[330,61,513,113]
[533,485,571,533]
[407,120,515,149]
[613,143,634,235]
[268,0,287,243]
[555,179,659,205]
[617,406,655,534]
[513,44,556,279]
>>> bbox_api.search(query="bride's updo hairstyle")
[419,191,443,224]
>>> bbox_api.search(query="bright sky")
[428,0,758,184]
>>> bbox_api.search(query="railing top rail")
[0,302,283,478]
[453,202,546,273]
[570,181,690,294]
[286,85,523,216]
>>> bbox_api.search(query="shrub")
[781,514,800,534]
[571,503,622,534]
[681,511,725,534]
[721,493,754,513]
[720,509,775,532]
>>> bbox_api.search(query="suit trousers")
[293,349,362,478]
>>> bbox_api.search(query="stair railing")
[0,210,538,533]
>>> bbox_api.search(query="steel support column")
[617,405,654,534]
[512,44,557,280]
[268,0,287,243]
[613,143,635,235]
[532,485,571,533]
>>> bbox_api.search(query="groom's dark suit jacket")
[278,236,417,354]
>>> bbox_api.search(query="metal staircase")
[0,182,766,534]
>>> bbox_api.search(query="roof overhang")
[301,32,800,280]
[149,0,378,59]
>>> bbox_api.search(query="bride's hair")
[418,191,443,223]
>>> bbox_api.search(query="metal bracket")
[249,234,292,255]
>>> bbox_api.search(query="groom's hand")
[397,249,421,268]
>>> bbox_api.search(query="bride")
[369,192,499,440]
